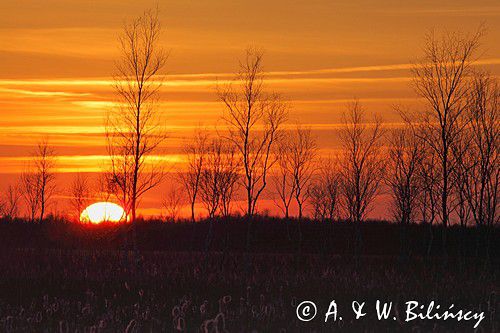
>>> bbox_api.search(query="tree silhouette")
[386,120,425,257]
[218,48,287,218]
[107,8,167,224]
[69,173,90,222]
[0,184,21,220]
[180,130,208,222]
[411,28,483,254]
[309,158,341,221]
[339,101,384,254]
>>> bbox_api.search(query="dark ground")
[0,217,498,256]
[0,218,498,332]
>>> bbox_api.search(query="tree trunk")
[39,187,45,223]
[441,146,448,257]
[131,195,138,255]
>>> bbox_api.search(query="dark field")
[0,220,498,332]
[0,218,498,256]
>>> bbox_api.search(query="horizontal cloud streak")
[2,58,499,87]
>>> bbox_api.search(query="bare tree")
[217,143,239,218]
[180,131,208,222]
[309,159,341,221]
[20,172,40,222]
[69,173,90,222]
[416,145,440,255]
[0,184,22,220]
[339,101,385,254]
[199,138,239,219]
[290,126,317,219]
[96,172,114,203]
[460,72,499,229]
[451,134,472,229]
[386,121,425,257]
[162,187,184,222]
[340,101,385,223]
[274,126,318,219]
[273,132,296,219]
[386,123,425,225]
[199,139,224,219]
[218,48,287,217]
[107,8,167,223]
[308,183,325,221]
[33,139,57,222]
[453,72,499,257]
[19,141,56,223]
[411,29,483,240]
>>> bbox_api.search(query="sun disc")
[80,202,126,224]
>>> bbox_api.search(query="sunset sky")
[1,0,499,217]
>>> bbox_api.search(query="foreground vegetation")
[0,219,497,332]
[0,248,497,332]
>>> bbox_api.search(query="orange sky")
[1,0,499,218]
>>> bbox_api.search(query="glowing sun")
[80,202,126,224]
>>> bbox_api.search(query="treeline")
[0,11,497,257]
[0,217,498,258]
